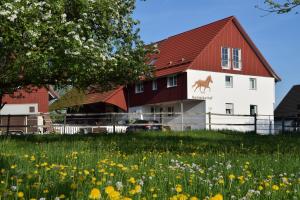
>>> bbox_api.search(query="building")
[0,87,58,133]
[274,85,300,132]
[54,16,280,133]
[275,85,300,118]
[127,16,280,132]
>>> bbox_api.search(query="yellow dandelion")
[228,174,235,180]
[17,192,24,198]
[175,184,183,193]
[190,196,199,200]
[210,193,223,200]
[89,188,101,199]
[105,186,115,194]
[272,185,279,191]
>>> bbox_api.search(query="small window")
[225,103,234,115]
[167,107,174,117]
[232,48,242,70]
[29,106,35,113]
[152,80,158,91]
[149,58,158,66]
[297,104,300,110]
[250,105,258,116]
[225,76,233,88]
[221,47,231,69]
[167,75,177,88]
[135,82,144,94]
[250,78,257,90]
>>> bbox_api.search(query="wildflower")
[18,192,24,198]
[128,177,136,184]
[89,188,101,199]
[258,185,264,191]
[210,193,223,200]
[272,185,279,191]
[175,184,182,193]
[105,186,115,194]
[190,197,199,200]
[228,174,235,180]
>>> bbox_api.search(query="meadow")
[0,131,299,200]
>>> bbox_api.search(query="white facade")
[0,104,39,115]
[129,69,276,134]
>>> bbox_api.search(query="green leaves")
[258,0,300,14]
[0,0,151,95]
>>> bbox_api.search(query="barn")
[52,16,281,133]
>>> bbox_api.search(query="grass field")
[0,131,299,200]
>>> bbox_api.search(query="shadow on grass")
[1,131,300,155]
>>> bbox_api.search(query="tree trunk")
[0,92,6,111]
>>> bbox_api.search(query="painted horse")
[192,75,213,93]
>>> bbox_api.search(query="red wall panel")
[190,21,273,77]
[128,73,187,107]
[2,88,49,113]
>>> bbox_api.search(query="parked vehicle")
[126,120,162,133]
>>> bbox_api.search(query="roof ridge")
[156,16,234,43]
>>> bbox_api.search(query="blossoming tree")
[0,0,152,109]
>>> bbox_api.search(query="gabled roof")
[49,87,127,111]
[275,85,300,117]
[151,16,280,81]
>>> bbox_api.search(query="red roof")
[152,16,280,81]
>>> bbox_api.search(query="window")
[250,105,258,116]
[167,75,177,88]
[167,107,174,117]
[149,58,158,66]
[135,82,144,93]
[152,80,158,91]
[297,104,300,110]
[225,76,233,88]
[221,47,231,69]
[29,106,35,113]
[250,78,257,90]
[225,103,234,115]
[232,48,242,70]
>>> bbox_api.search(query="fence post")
[63,114,67,134]
[112,113,116,134]
[6,114,10,136]
[254,114,257,134]
[180,102,184,132]
[281,118,285,133]
[208,112,212,131]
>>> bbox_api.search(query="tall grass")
[0,131,299,200]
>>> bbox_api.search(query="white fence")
[1,112,299,135]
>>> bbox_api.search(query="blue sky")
[133,0,300,106]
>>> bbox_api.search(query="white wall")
[0,104,39,115]
[187,69,276,133]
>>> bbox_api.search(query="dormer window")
[221,47,230,69]
[232,48,242,70]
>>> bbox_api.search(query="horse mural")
[192,75,213,93]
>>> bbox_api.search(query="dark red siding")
[2,88,49,113]
[190,21,273,77]
[128,73,187,107]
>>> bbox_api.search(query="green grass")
[0,131,299,200]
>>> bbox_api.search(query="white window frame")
[221,47,231,69]
[225,103,234,115]
[249,78,257,90]
[232,48,242,70]
[225,76,233,88]
[135,82,144,94]
[167,75,177,88]
[152,80,158,91]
